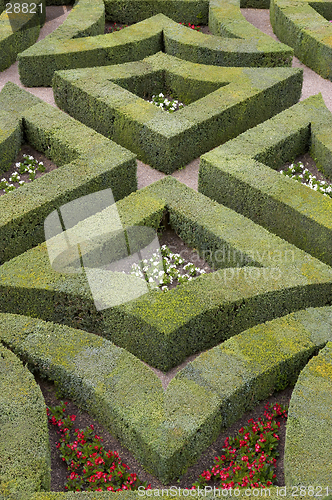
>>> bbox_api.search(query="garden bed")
[277,152,332,195]
[37,374,291,491]
[0,144,58,196]
[1,1,332,495]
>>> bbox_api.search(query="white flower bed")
[130,244,206,292]
[280,161,332,197]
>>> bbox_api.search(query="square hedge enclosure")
[52,52,302,173]
[1,0,332,496]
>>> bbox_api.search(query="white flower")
[148,277,155,283]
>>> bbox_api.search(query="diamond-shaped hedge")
[1,176,332,371]
[0,82,136,265]
[270,0,332,80]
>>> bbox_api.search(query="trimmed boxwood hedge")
[0,344,51,495]
[0,108,22,174]
[1,306,332,485]
[0,82,137,265]
[104,0,209,24]
[285,341,332,486]
[52,51,302,173]
[0,0,45,71]
[17,2,293,87]
[270,0,332,81]
[1,176,332,372]
[199,94,332,267]
[17,0,105,86]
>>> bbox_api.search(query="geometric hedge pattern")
[1,0,332,496]
[2,175,332,373]
[0,0,46,71]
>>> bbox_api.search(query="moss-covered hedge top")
[17,4,293,87]
[0,0,45,34]
[270,0,332,80]
[5,489,325,500]
[204,93,332,173]
[1,176,332,373]
[198,94,332,265]
[52,50,302,172]
[3,175,332,300]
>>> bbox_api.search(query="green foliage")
[0,83,136,265]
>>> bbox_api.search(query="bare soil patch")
[277,151,332,185]
[0,144,58,197]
